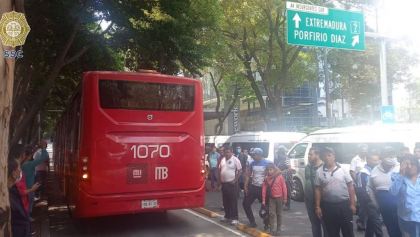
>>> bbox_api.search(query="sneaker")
[248,222,257,228]
[230,220,239,225]
[220,217,230,223]
[34,196,41,202]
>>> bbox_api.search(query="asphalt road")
[49,208,249,237]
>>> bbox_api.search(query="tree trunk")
[0,2,17,236]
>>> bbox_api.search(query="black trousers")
[355,187,367,227]
[305,199,328,237]
[221,182,239,220]
[242,184,262,224]
[321,200,354,237]
[285,179,292,208]
[364,201,383,237]
[35,170,48,198]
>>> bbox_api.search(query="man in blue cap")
[243,147,272,228]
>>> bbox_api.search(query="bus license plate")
[141,200,158,209]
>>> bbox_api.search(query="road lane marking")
[184,209,247,237]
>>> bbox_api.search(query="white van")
[205,135,230,149]
[288,124,420,202]
[225,131,307,163]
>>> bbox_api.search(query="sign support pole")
[379,35,388,106]
[323,48,332,127]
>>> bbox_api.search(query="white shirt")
[314,163,353,203]
[219,156,242,183]
[369,163,400,191]
[34,149,48,171]
[350,155,367,173]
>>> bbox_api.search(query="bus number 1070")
[130,145,171,159]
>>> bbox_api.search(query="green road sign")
[286,2,365,51]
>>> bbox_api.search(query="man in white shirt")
[315,147,356,237]
[350,144,368,231]
[218,147,242,225]
[367,146,402,237]
[350,144,368,181]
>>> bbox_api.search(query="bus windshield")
[99,79,195,111]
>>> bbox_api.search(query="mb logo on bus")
[155,166,168,180]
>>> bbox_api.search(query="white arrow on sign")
[352,35,359,47]
[293,13,301,28]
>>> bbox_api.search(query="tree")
[219,0,317,129]
[0,1,24,236]
[328,39,418,122]
[9,0,220,151]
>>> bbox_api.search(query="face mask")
[382,157,397,166]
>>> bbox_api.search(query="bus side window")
[288,143,308,159]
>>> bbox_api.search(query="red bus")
[54,71,205,218]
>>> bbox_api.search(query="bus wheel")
[291,178,304,202]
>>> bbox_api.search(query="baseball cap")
[250,148,263,156]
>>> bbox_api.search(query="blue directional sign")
[286,1,365,51]
[381,105,395,124]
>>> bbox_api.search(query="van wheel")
[291,178,304,202]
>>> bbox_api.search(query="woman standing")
[390,156,420,237]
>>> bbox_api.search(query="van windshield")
[232,142,269,158]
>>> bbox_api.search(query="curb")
[236,223,271,237]
[192,207,272,237]
[192,207,221,218]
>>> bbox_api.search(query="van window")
[288,143,308,159]
[274,143,293,151]
[232,142,269,158]
[312,143,405,164]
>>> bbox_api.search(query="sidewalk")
[31,181,51,237]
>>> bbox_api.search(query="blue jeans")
[399,218,420,237]
[209,168,218,189]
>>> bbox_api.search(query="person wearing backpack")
[262,163,287,236]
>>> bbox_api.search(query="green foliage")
[328,39,418,120]
[214,0,317,126]
[12,0,221,143]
